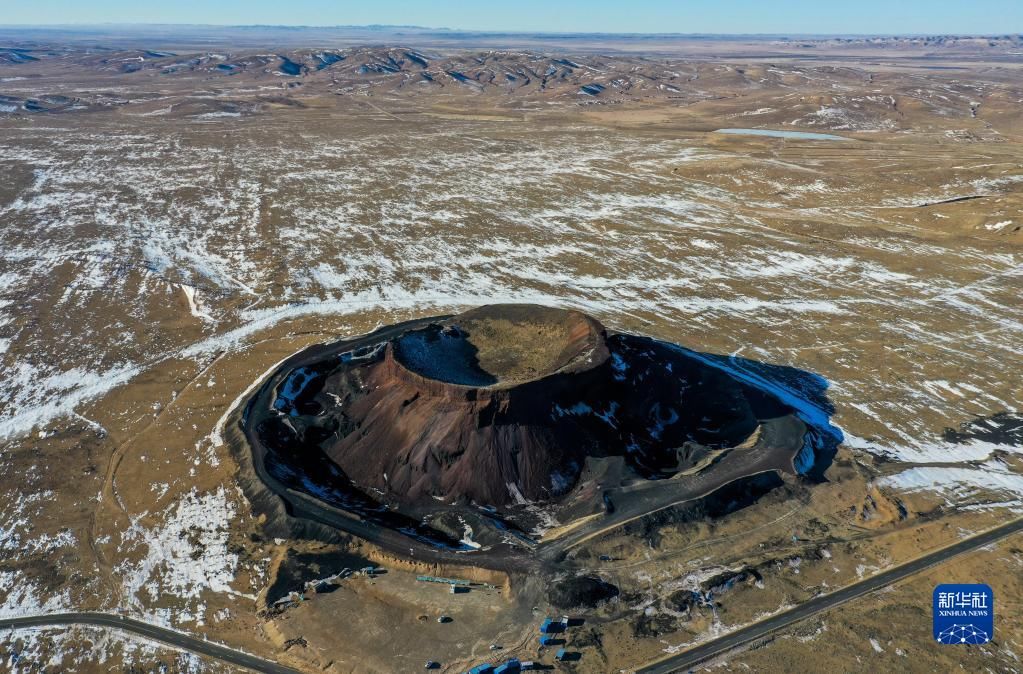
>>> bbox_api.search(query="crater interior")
[393,304,607,387]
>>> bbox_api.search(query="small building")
[468,665,495,674]
[520,662,535,671]
[538,636,556,647]
[494,659,520,674]
[555,649,567,661]
[540,617,563,633]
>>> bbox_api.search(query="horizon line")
[1,23,1020,39]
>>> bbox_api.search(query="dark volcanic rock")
[266,549,370,604]
[549,575,620,609]
[667,589,701,613]
[943,412,1023,447]
[251,304,835,527]
[278,304,774,507]
[632,612,679,638]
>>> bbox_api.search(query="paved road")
[636,517,1023,674]
[0,612,302,674]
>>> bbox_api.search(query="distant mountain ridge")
[1,24,1020,55]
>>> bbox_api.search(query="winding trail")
[87,348,228,606]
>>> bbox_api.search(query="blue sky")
[3,1,1020,34]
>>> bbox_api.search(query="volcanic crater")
[242,304,836,553]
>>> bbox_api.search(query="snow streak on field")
[115,486,239,625]
[0,489,75,618]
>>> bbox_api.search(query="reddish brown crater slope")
[324,305,614,505]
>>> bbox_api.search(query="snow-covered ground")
[1,625,211,673]
[0,489,75,618]
[1,123,1017,455]
[115,486,241,625]
[0,113,1019,630]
